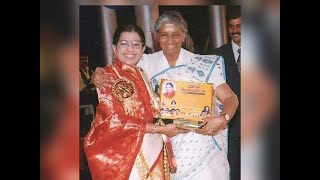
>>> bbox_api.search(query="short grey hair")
[154,11,194,52]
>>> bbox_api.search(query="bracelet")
[152,125,157,134]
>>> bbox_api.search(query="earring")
[114,54,117,59]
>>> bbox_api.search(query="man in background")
[79,54,97,106]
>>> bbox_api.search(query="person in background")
[83,24,188,180]
[79,54,98,106]
[206,6,241,180]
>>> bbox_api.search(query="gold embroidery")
[163,143,170,180]
[155,119,170,180]
[134,149,167,180]
[155,120,170,180]
[134,150,153,180]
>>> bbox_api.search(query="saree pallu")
[84,60,166,180]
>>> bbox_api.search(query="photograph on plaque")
[159,79,214,127]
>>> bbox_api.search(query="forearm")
[215,83,239,122]
[146,123,157,134]
[146,123,179,137]
[145,123,166,134]
[221,94,239,121]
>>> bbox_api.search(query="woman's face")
[165,84,173,93]
[158,23,185,57]
[112,32,145,66]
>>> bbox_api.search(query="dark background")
[80,6,215,70]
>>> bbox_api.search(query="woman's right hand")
[92,67,115,91]
[160,123,190,137]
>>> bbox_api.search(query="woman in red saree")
[83,24,186,180]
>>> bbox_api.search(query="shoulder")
[139,51,162,66]
[181,48,195,57]
[216,43,230,50]
[192,53,223,64]
[209,43,231,55]
[99,65,118,81]
[144,51,163,59]
[102,64,113,72]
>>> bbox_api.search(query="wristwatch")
[220,112,230,123]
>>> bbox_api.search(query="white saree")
[138,49,229,180]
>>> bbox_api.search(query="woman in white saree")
[137,11,239,180]
[93,11,239,180]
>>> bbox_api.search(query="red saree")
[83,60,163,180]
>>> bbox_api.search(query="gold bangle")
[152,125,157,134]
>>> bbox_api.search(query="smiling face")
[158,23,185,58]
[112,32,145,67]
[228,17,241,46]
[165,83,174,93]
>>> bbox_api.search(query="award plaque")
[157,79,214,129]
